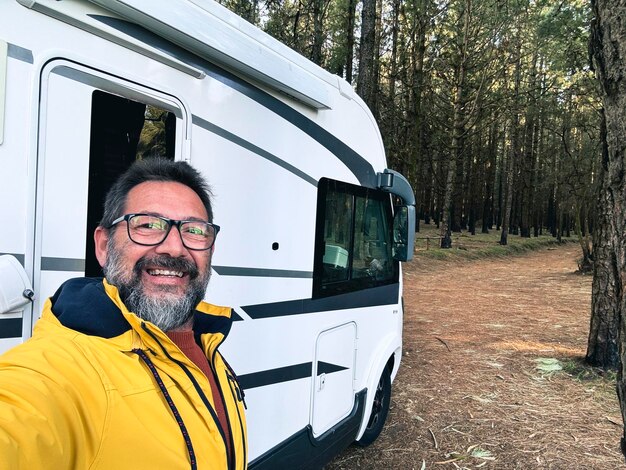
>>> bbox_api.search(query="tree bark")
[357,0,377,114]
[407,0,430,232]
[520,53,538,238]
[482,115,498,233]
[440,0,471,248]
[499,125,515,245]
[345,0,357,83]
[589,0,626,458]
[587,110,619,368]
[311,0,325,65]
[500,38,521,246]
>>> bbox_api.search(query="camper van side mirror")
[0,255,34,315]
[392,205,415,262]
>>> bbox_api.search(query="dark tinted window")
[313,178,398,297]
[85,91,176,277]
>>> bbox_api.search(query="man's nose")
[154,226,187,256]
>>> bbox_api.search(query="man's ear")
[94,226,109,268]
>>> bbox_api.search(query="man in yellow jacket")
[0,158,247,469]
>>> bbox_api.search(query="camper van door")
[32,59,187,331]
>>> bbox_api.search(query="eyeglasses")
[108,214,220,251]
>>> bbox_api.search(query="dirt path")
[327,244,623,469]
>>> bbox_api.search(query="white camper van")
[0,0,416,467]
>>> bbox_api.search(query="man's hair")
[100,158,214,228]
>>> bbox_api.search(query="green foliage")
[562,357,618,381]
[217,0,259,24]
[324,0,357,77]
[136,106,168,159]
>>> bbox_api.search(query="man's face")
[94,181,213,331]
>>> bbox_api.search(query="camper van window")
[352,195,394,281]
[321,189,353,282]
[85,90,177,277]
[313,178,398,297]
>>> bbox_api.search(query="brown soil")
[326,244,623,469]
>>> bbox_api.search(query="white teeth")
[148,269,184,277]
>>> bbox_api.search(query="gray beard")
[103,239,210,332]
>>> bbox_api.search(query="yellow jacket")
[0,278,247,469]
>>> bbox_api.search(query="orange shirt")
[166,329,232,461]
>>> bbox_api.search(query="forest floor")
[326,240,623,469]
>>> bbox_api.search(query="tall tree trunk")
[452,135,468,233]
[357,0,377,114]
[389,0,400,106]
[500,38,521,246]
[345,0,357,83]
[575,204,593,271]
[499,125,515,245]
[467,134,481,236]
[311,0,325,65]
[292,7,301,48]
[590,0,626,458]
[520,53,538,238]
[496,142,504,231]
[482,115,498,233]
[408,0,430,232]
[441,0,471,248]
[549,147,560,239]
[386,0,401,180]
[441,145,457,248]
[532,98,545,237]
[587,111,619,366]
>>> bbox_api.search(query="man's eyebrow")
[137,212,209,222]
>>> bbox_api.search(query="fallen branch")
[428,427,439,450]
[606,416,622,427]
[435,336,451,351]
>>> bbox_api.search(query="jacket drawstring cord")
[133,348,197,470]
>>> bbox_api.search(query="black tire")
[356,366,391,447]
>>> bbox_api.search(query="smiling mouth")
[147,269,185,278]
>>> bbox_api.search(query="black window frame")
[312,177,399,298]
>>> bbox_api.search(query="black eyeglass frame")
[107,213,220,251]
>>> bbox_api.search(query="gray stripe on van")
[0,318,23,339]
[0,253,25,266]
[41,257,85,272]
[192,115,318,187]
[212,266,313,279]
[7,44,34,64]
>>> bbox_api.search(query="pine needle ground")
[327,241,621,470]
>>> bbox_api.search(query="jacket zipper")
[141,323,234,470]
[133,348,198,470]
[217,338,248,468]
[222,357,247,410]
[211,338,238,470]
[226,372,246,408]
[226,372,248,467]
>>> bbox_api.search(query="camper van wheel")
[356,367,391,447]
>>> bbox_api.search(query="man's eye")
[185,226,206,236]
[134,219,167,231]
